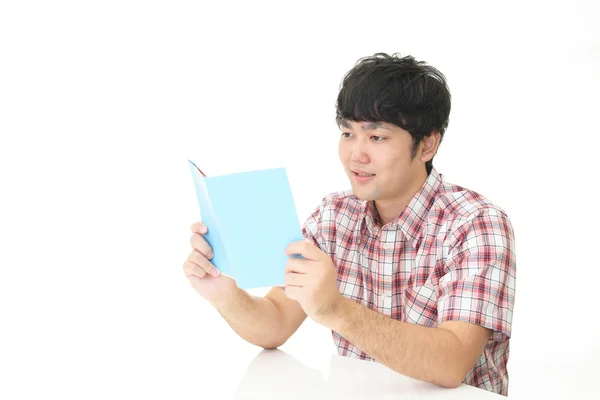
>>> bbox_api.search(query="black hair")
[336,53,451,174]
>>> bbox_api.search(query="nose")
[350,137,369,164]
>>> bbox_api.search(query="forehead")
[340,119,394,131]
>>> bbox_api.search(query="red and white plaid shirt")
[301,167,516,396]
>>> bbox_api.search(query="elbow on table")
[256,335,289,350]
[259,341,282,350]
[437,377,463,389]
[238,334,283,349]
[435,368,468,389]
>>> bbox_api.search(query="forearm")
[212,288,285,349]
[324,297,466,388]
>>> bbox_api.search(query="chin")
[350,187,377,201]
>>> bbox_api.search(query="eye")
[371,136,385,142]
[341,132,353,139]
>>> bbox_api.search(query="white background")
[1,0,599,398]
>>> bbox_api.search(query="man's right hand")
[183,222,238,306]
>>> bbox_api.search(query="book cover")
[188,160,303,289]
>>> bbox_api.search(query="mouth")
[351,170,376,182]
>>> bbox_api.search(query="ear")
[420,131,441,163]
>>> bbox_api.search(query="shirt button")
[382,243,394,250]
[384,264,392,275]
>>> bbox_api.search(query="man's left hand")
[283,240,343,324]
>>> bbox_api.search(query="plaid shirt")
[301,167,516,396]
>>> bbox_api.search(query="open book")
[188,160,303,289]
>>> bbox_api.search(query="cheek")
[376,154,406,182]
[338,143,349,164]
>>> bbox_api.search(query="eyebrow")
[340,119,390,131]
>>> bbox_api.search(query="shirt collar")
[360,167,442,247]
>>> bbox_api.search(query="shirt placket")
[379,228,397,316]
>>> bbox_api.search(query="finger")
[285,257,310,274]
[189,233,214,259]
[285,240,322,261]
[284,271,308,287]
[190,221,208,234]
[183,260,207,279]
[284,286,300,301]
[190,250,220,277]
[188,250,220,277]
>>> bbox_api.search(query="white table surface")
[4,284,600,399]
[228,348,504,400]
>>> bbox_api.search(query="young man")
[183,53,516,396]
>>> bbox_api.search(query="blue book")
[188,160,304,290]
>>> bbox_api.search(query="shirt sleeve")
[301,198,329,253]
[437,207,517,341]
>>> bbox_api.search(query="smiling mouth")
[352,171,376,177]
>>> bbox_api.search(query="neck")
[374,169,428,226]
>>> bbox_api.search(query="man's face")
[338,119,425,202]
